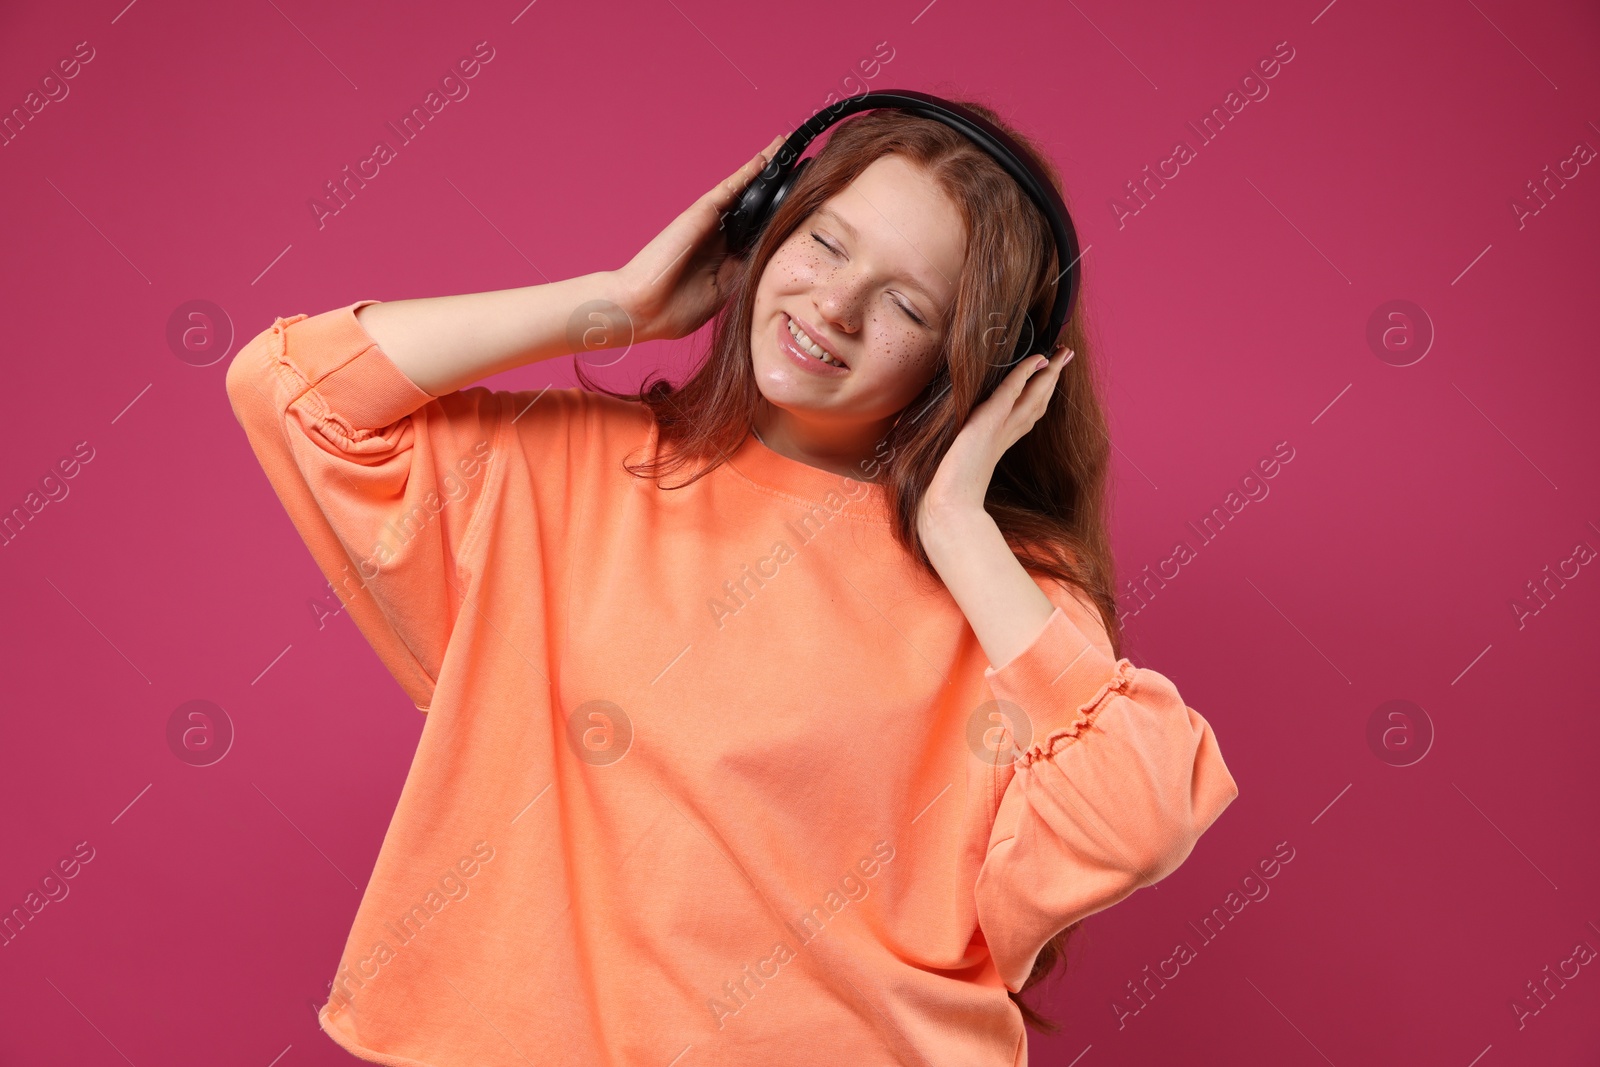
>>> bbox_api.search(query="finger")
[1014,349,1052,391]
[1035,343,1074,375]
[1017,345,1070,406]
[1018,355,1054,396]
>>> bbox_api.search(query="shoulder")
[487,385,659,486]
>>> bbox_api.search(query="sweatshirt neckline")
[724,429,893,524]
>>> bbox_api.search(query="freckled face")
[750,154,967,423]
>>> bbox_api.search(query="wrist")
[595,268,659,346]
[918,497,993,554]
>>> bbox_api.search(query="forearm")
[354,270,631,397]
[919,506,1057,671]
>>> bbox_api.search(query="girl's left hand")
[917,343,1074,534]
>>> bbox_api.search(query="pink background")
[2,0,1597,1063]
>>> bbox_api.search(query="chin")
[752,346,823,403]
[751,361,810,412]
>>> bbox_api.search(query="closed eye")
[809,232,929,328]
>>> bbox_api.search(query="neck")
[753,399,894,484]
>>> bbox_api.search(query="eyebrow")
[814,206,946,312]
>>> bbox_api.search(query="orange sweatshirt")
[225,300,1239,1067]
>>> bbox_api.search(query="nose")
[814,268,868,335]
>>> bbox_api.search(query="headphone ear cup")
[720,179,768,256]
[721,156,810,257]
[766,156,809,226]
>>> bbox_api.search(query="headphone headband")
[720,89,1081,367]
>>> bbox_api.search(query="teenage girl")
[227,99,1239,1067]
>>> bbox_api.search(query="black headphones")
[719,89,1081,371]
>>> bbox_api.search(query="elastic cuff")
[983,603,1126,752]
[1015,657,1137,767]
[274,299,436,431]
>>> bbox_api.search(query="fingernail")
[1035,356,1049,370]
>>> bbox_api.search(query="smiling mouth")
[785,315,847,368]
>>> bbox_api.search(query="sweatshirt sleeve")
[972,580,1240,992]
[224,300,504,712]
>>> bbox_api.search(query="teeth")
[788,318,844,367]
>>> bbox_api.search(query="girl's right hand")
[613,133,788,344]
